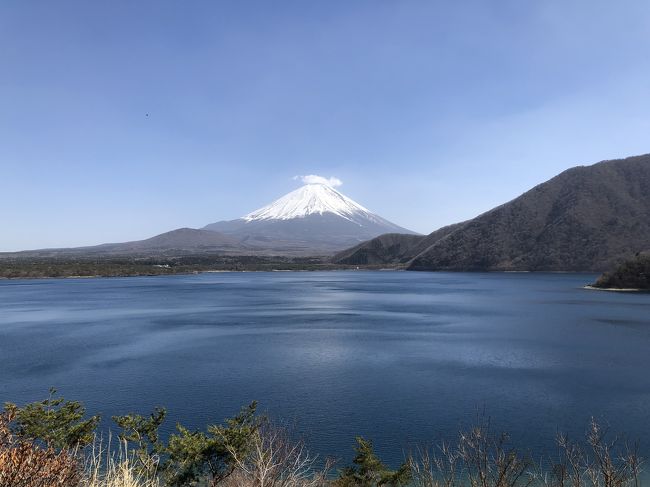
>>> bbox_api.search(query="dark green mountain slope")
[332,233,425,265]
[334,154,650,271]
[333,223,464,266]
[411,154,650,271]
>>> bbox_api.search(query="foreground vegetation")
[1,390,644,487]
[593,253,650,290]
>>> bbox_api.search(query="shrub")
[164,401,261,486]
[4,388,100,450]
[409,416,641,487]
[0,410,81,487]
[112,407,167,476]
[222,420,330,487]
[335,437,410,487]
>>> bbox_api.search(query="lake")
[1,271,650,466]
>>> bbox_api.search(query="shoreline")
[0,268,603,282]
[583,285,648,293]
[0,268,358,281]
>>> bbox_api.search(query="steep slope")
[333,154,650,271]
[204,183,417,253]
[332,222,464,265]
[410,154,650,271]
[332,234,425,265]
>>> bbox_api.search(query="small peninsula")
[590,253,650,291]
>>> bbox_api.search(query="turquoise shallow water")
[1,271,649,465]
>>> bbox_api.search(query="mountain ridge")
[334,154,650,271]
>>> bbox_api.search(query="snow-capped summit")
[203,182,418,254]
[243,183,381,224]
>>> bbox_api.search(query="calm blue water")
[1,271,650,465]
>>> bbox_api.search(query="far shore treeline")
[2,253,650,292]
[0,389,644,487]
[0,255,362,280]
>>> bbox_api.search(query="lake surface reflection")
[1,271,649,465]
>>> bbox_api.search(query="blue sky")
[2,1,650,251]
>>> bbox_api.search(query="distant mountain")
[94,228,242,254]
[2,228,244,258]
[204,183,418,253]
[334,154,650,271]
[3,184,416,259]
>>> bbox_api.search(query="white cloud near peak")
[293,174,343,187]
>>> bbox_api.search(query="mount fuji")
[3,183,415,258]
[203,183,417,253]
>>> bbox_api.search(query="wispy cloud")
[294,174,343,187]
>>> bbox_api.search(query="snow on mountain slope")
[243,183,382,225]
[203,183,418,253]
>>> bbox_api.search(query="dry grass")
[1,416,159,487]
[84,435,160,487]
[0,411,81,487]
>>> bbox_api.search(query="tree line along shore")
[0,255,357,280]
[1,253,649,291]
